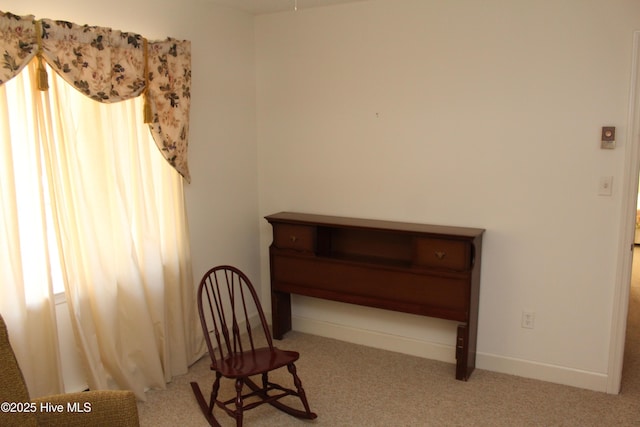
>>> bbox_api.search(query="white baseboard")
[288,314,610,393]
[476,352,609,393]
[292,314,456,363]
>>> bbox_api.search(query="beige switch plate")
[598,176,613,196]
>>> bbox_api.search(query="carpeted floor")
[137,253,640,426]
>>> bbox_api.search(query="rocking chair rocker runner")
[190,265,317,426]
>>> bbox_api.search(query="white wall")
[256,0,640,391]
[11,0,640,394]
[10,0,260,390]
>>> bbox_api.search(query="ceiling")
[207,0,371,15]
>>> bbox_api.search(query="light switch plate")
[599,176,613,196]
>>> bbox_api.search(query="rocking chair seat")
[217,347,300,378]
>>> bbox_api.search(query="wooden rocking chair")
[190,265,317,426]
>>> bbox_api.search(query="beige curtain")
[42,63,202,398]
[0,54,202,399]
[0,62,64,399]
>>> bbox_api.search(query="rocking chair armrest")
[32,390,139,427]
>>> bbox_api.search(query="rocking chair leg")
[287,363,315,416]
[190,381,221,427]
[211,373,221,413]
[235,378,244,427]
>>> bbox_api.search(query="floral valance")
[0,10,191,182]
